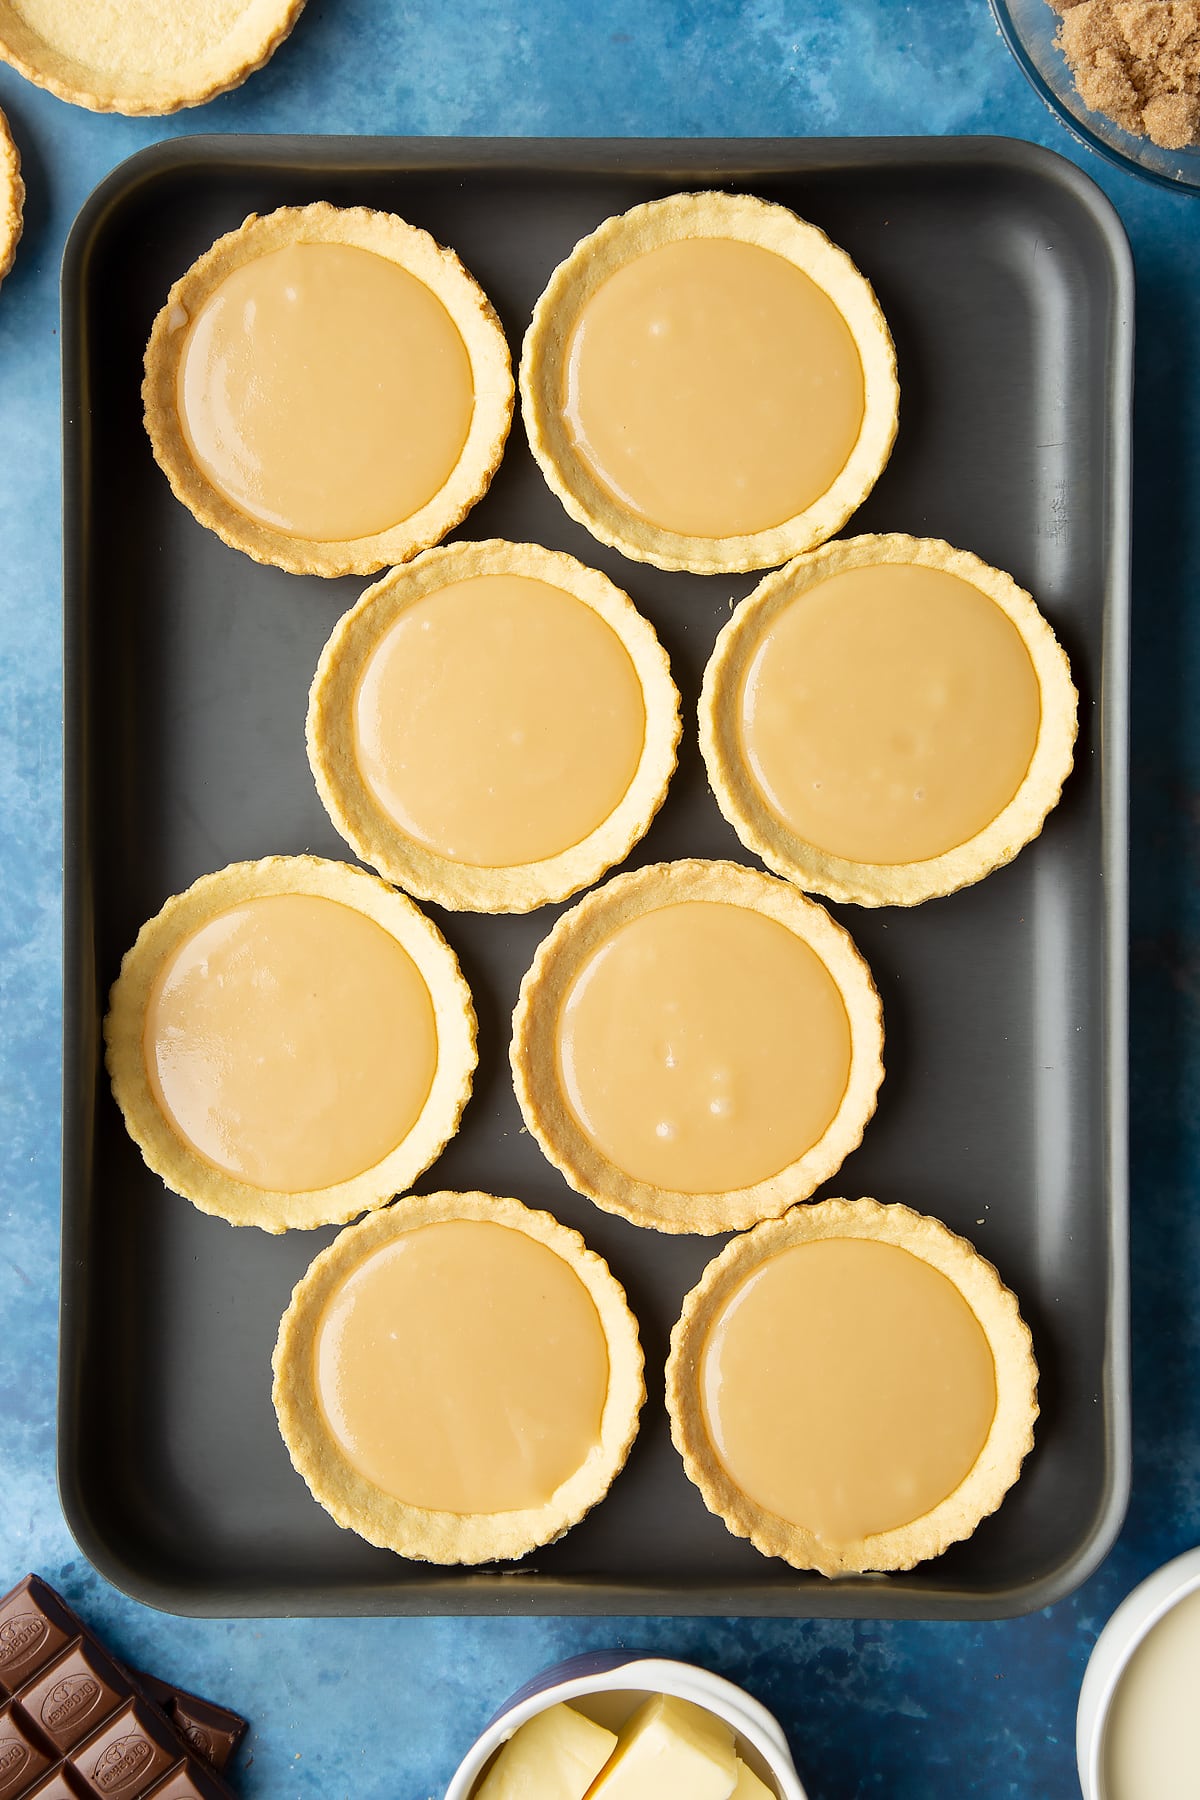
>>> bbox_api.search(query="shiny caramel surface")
[352,573,646,866]
[177,241,473,540]
[313,1220,610,1512]
[556,899,852,1192]
[739,562,1042,864]
[563,237,864,537]
[701,1237,997,1542]
[143,892,437,1191]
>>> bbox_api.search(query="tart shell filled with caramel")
[701,533,1078,905]
[520,190,898,574]
[143,203,513,577]
[104,856,476,1231]
[511,859,884,1233]
[667,1198,1038,1576]
[272,1190,645,1563]
[307,539,681,912]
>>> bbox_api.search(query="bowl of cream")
[1077,1546,1200,1800]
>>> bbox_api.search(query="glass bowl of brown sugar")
[989,0,1200,193]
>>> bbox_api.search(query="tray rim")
[58,132,1133,1620]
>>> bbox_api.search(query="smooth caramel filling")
[563,237,865,538]
[177,242,474,541]
[738,562,1042,865]
[143,893,437,1192]
[1103,1588,1200,1800]
[700,1238,997,1544]
[556,900,852,1194]
[352,573,646,866]
[313,1220,610,1513]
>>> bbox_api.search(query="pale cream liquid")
[1102,1587,1200,1800]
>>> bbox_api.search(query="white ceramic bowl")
[1076,1545,1200,1799]
[444,1653,808,1800]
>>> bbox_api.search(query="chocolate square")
[131,1679,244,1774]
[23,1768,92,1799]
[160,1696,244,1775]
[140,1765,227,1800]
[75,1701,179,1798]
[20,1640,131,1753]
[0,1702,53,1797]
[0,1580,77,1695]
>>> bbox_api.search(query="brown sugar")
[1049,1,1200,149]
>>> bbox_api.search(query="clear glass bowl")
[989,0,1200,194]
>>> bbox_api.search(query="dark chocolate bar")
[0,1580,245,1800]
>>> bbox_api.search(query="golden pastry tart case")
[60,137,1130,1617]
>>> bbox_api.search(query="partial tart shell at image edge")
[307,538,682,913]
[520,189,899,574]
[142,203,514,576]
[510,859,884,1234]
[104,855,477,1232]
[0,107,22,287]
[0,0,306,115]
[700,533,1079,906]
[272,1190,646,1563]
[666,1198,1039,1576]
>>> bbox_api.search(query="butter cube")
[476,1703,618,1800]
[583,1694,737,1800]
[731,1757,776,1800]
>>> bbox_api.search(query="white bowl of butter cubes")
[444,1653,808,1800]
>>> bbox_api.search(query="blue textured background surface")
[1,3,1197,1796]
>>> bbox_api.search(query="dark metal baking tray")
[60,136,1131,1618]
